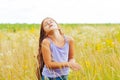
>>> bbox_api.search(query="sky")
[0,0,120,23]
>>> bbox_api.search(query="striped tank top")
[42,36,70,78]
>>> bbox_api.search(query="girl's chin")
[48,28,58,32]
[50,27,58,30]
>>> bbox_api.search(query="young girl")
[36,17,81,80]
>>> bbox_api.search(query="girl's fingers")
[70,63,81,71]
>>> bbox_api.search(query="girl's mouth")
[49,24,53,27]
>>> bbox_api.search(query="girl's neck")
[48,30,63,42]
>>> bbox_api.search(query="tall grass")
[0,24,120,80]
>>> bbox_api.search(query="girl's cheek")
[44,27,50,32]
[44,25,48,29]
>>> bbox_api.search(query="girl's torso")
[42,36,70,78]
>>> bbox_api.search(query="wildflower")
[85,61,91,69]
[105,39,114,47]
[29,27,35,33]
[22,65,28,70]
[96,43,102,51]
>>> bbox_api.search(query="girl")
[36,17,81,80]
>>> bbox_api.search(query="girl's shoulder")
[65,35,74,43]
[41,38,50,46]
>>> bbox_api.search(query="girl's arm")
[67,36,75,61]
[67,36,81,70]
[41,39,69,69]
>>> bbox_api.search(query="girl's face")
[42,18,58,33]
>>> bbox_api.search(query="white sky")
[0,0,120,23]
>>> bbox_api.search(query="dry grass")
[0,24,120,80]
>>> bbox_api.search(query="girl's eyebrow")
[43,19,50,23]
[43,20,47,23]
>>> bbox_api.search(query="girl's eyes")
[44,23,48,26]
[44,20,54,26]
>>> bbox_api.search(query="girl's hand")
[68,61,81,71]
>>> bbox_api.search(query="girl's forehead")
[43,18,54,23]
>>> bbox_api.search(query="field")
[0,24,120,80]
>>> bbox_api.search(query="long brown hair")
[37,17,63,79]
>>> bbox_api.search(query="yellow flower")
[29,27,35,33]
[96,43,102,51]
[105,39,114,47]
[85,61,91,68]
[0,32,4,38]
[22,65,28,70]
[84,42,89,48]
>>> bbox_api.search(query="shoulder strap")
[64,35,68,43]
[46,37,52,43]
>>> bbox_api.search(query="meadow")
[0,24,120,80]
